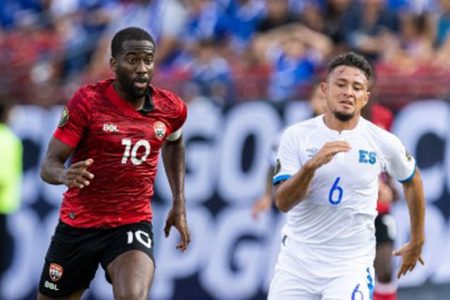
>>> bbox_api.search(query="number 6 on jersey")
[328,177,343,205]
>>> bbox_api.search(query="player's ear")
[320,81,327,95]
[361,91,370,108]
[110,57,117,73]
[365,91,370,105]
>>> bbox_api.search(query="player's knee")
[114,287,148,300]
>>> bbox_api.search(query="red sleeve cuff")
[54,129,80,148]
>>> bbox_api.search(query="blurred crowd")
[2,0,450,107]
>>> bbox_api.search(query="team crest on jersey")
[405,151,413,161]
[49,263,63,282]
[154,121,166,140]
[58,107,69,127]
[274,159,281,175]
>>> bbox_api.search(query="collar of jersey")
[105,81,153,118]
[317,115,365,137]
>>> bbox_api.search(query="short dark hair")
[111,27,155,58]
[328,52,374,82]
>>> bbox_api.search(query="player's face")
[111,40,155,100]
[322,66,370,122]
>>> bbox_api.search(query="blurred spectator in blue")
[388,0,439,13]
[378,12,435,74]
[342,0,400,61]
[180,39,234,106]
[215,0,265,52]
[156,0,189,67]
[179,0,219,53]
[0,0,43,29]
[321,0,354,49]
[49,0,117,78]
[256,0,298,33]
[436,0,450,46]
[252,24,332,102]
[431,0,450,68]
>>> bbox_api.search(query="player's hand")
[393,242,425,278]
[164,205,191,251]
[252,194,272,220]
[62,159,95,189]
[309,141,351,169]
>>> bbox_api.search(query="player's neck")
[323,113,360,133]
[112,81,145,110]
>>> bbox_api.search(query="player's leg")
[322,267,375,300]
[268,267,321,300]
[102,221,155,300]
[374,213,397,300]
[107,250,154,300]
[37,221,101,299]
[268,235,321,300]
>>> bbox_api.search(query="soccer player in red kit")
[37,27,190,299]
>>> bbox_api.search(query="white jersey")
[273,115,415,276]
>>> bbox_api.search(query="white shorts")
[268,236,375,300]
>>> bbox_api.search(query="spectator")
[342,0,400,61]
[252,24,332,101]
[181,39,234,105]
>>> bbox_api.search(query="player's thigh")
[107,250,155,298]
[375,213,396,281]
[323,268,375,300]
[102,222,155,296]
[374,242,394,282]
[268,268,321,300]
[38,221,101,298]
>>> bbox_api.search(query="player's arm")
[274,141,351,212]
[40,137,94,189]
[394,167,425,278]
[162,133,190,251]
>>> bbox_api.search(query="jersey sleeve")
[172,98,188,132]
[381,132,416,182]
[273,127,301,185]
[53,89,91,148]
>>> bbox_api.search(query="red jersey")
[54,79,187,228]
[370,104,394,214]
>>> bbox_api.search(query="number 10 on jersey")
[121,138,151,165]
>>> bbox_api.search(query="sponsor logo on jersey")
[49,263,63,282]
[103,123,119,132]
[58,107,69,127]
[154,121,166,140]
[45,280,60,291]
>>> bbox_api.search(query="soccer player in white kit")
[268,52,425,300]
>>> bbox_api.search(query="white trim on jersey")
[166,128,182,141]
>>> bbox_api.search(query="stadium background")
[1,0,450,299]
